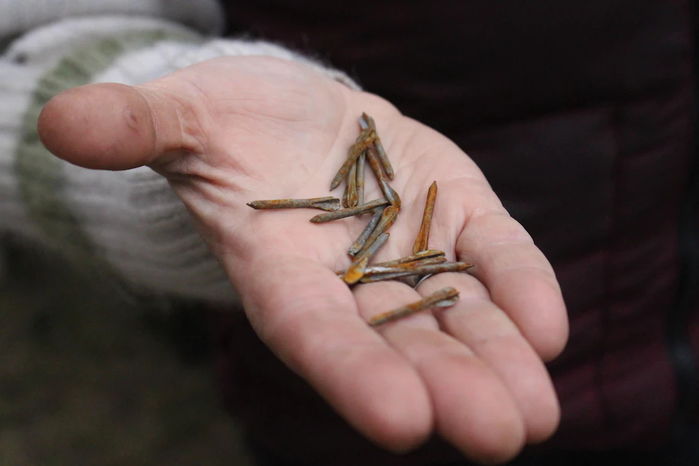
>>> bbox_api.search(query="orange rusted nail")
[346,156,359,208]
[310,198,389,223]
[358,256,449,286]
[365,147,401,208]
[413,181,437,254]
[355,205,399,257]
[368,287,459,326]
[330,130,377,190]
[247,196,340,211]
[359,261,472,284]
[342,256,369,285]
[342,184,349,208]
[348,207,384,257]
[360,113,394,180]
[357,231,390,262]
[356,152,366,206]
[342,232,390,284]
[374,249,445,267]
[366,256,447,276]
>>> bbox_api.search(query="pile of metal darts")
[247,113,472,326]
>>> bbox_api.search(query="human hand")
[38,56,567,464]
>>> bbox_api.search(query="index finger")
[232,253,433,451]
[455,208,568,361]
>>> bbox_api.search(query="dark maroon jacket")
[213,1,699,464]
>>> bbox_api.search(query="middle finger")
[353,281,525,463]
[417,272,560,444]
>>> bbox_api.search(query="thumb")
[38,82,200,170]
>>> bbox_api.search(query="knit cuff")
[1,15,359,304]
[0,0,224,40]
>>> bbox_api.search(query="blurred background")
[0,238,252,465]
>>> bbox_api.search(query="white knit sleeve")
[0,14,358,304]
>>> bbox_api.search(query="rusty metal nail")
[366,148,401,208]
[355,205,399,257]
[364,256,447,276]
[413,181,438,254]
[360,113,394,180]
[342,232,390,284]
[346,157,359,208]
[356,152,366,206]
[342,256,369,285]
[247,196,341,211]
[357,231,390,262]
[310,198,389,223]
[330,131,376,190]
[374,249,445,267]
[367,287,459,326]
[359,261,472,283]
[348,207,384,257]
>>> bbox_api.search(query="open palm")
[39,56,568,464]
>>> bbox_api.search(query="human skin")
[38,56,568,464]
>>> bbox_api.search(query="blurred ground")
[0,239,253,466]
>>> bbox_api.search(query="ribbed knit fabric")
[0,4,358,303]
[0,0,224,38]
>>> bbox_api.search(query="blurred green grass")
[0,240,252,466]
